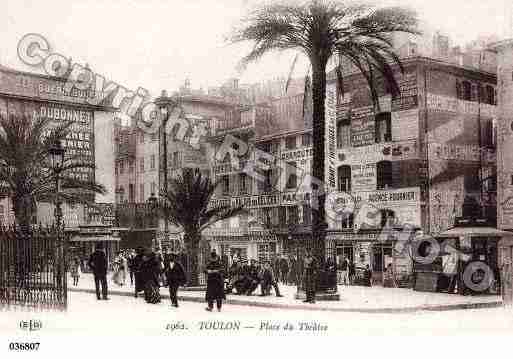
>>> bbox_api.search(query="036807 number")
[9,342,40,351]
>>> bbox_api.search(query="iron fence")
[0,226,67,310]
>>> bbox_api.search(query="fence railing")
[0,226,67,310]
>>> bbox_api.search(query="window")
[239,173,249,194]
[151,182,156,195]
[222,175,230,194]
[337,120,351,148]
[119,160,124,174]
[375,112,391,143]
[338,165,351,192]
[286,161,297,189]
[376,161,393,190]
[302,133,312,147]
[285,136,296,150]
[151,132,158,141]
[171,152,180,168]
[260,142,271,153]
[129,160,134,173]
[462,81,472,101]
[278,206,287,226]
[482,119,495,148]
[288,206,299,225]
[150,154,156,170]
[129,184,135,203]
[139,183,145,203]
[261,169,273,193]
[119,187,125,203]
[486,85,495,105]
[464,165,481,195]
[302,204,312,225]
[140,157,144,172]
[140,132,145,143]
[380,209,396,228]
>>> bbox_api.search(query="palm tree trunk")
[310,59,327,265]
[184,231,201,286]
[12,195,34,233]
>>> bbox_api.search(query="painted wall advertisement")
[351,163,376,192]
[0,98,95,183]
[391,71,418,112]
[351,106,374,147]
[325,82,337,189]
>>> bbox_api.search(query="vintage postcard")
[1,0,513,357]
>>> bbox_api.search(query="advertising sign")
[351,106,375,147]
[391,71,418,112]
[325,82,337,189]
[351,163,376,192]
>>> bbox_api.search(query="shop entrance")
[336,242,354,263]
[371,244,393,286]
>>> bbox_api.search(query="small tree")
[0,113,106,230]
[160,170,243,285]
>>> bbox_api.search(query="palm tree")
[160,170,243,286]
[0,113,107,230]
[231,0,418,262]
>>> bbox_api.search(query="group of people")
[225,259,283,297]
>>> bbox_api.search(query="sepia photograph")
[0,0,513,357]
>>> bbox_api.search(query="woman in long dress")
[140,250,161,304]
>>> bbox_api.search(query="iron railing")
[0,226,67,310]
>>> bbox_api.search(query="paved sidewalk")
[68,273,502,313]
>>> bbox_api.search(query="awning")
[436,227,513,238]
[69,235,121,242]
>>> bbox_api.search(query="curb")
[68,288,503,314]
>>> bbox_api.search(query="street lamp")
[156,91,179,251]
[48,139,66,305]
[147,192,160,249]
[49,140,66,229]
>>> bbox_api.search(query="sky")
[0,0,511,98]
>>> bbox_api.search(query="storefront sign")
[0,69,98,105]
[280,148,313,161]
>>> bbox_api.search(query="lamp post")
[155,92,179,251]
[147,192,159,249]
[48,139,66,306]
[49,140,66,230]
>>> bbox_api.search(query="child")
[71,257,81,286]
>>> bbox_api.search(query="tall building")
[204,54,498,287]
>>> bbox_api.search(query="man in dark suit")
[88,243,109,300]
[163,252,186,307]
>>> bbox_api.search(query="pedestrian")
[133,247,145,298]
[140,248,161,304]
[273,255,281,284]
[245,259,261,295]
[279,255,289,284]
[348,259,356,285]
[87,243,109,300]
[70,256,81,286]
[338,255,349,285]
[127,250,135,286]
[364,264,372,287]
[288,255,297,285]
[204,251,226,312]
[302,251,317,304]
[325,256,337,289]
[164,251,186,307]
[259,261,283,297]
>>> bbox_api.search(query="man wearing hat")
[163,250,187,307]
[87,243,109,300]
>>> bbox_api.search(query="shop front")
[413,219,512,295]
[327,230,414,287]
[68,225,121,272]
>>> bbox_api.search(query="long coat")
[88,250,107,277]
[205,260,226,301]
[303,258,317,293]
[164,258,186,286]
